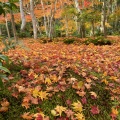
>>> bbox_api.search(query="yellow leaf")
[102,79,108,85]
[54,105,66,116]
[45,77,52,85]
[38,91,49,101]
[112,108,118,115]
[75,113,85,120]
[72,101,83,112]
[78,81,84,89]
[33,89,39,98]
[89,91,97,98]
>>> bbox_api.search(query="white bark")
[19,0,26,31]
[41,0,48,36]
[30,0,37,39]
[74,0,81,13]
[5,16,11,39]
[101,0,106,37]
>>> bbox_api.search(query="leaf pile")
[0,39,120,120]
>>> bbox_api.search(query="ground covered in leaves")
[0,37,120,120]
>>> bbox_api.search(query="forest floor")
[0,36,120,120]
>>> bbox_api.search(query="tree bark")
[5,16,11,39]
[10,10,17,42]
[30,0,37,39]
[41,0,48,36]
[19,0,26,31]
[101,0,107,37]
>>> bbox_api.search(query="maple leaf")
[111,107,118,115]
[54,105,67,116]
[65,109,74,118]
[38,91,49,101]
[72,101,83,112]
[22,101,30,109]
[21,112,34,120]
[75,113,85,120]
[31,97,38,104]
[81,97,87,104]
[90,91,97,99]
[1,99,10,107]
[90,105,100,115]
[44,77,52,85]
[0,107,8,112]
[33,89,39,98]
[50,74,58,83]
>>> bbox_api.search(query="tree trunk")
[74,0,82,13]
[41,0,48,36]
[10,10,17,42]
[101,0,107,37]
[91,21,95,36]
[19,0,26,31]
[5,16,11,39]
[30,0,37,39]
[65,16,69,37]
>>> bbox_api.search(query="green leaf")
[0,54,9,63]
[0,66,10,73]
[0,78,3,88]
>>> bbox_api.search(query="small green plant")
[0,54,10,87]
[63,38,75,44]
[84,36,112,45]
[2,38,17,52]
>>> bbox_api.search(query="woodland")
[0,0,120,120]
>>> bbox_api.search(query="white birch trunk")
[19,0,26,31]
[30,0,37,39]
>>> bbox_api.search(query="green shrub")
[63,38,75,44]
[84,37,112,45]
[2,38,17,52]
[18,32,31,38]
[0,54,10,87]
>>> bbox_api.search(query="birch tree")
[30,0,38,39]
[19,0,26,31]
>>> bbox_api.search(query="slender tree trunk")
[30,0,37,39]
[10,10,17,42]
[65,16,69,37]
[41,0,48,36]
[5,16,11,39]
[101,0,107,37]
[19,0,26,31]
[91,21,95,36]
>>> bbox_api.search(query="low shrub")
[63,38,75,44]
[84,36,112,45]
[18,32,31,38]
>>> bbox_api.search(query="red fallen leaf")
[31,97,38,104]
[81,97,87,104]
[90,106,100,115]
[66,99,72,106]
[65,109,74,118]
[35,114,43,120]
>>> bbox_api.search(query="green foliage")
[0,54,10,88]
[63,38,75,44]
[84,37,112,45]
[2,38,17,52]
[18,32,31,38]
